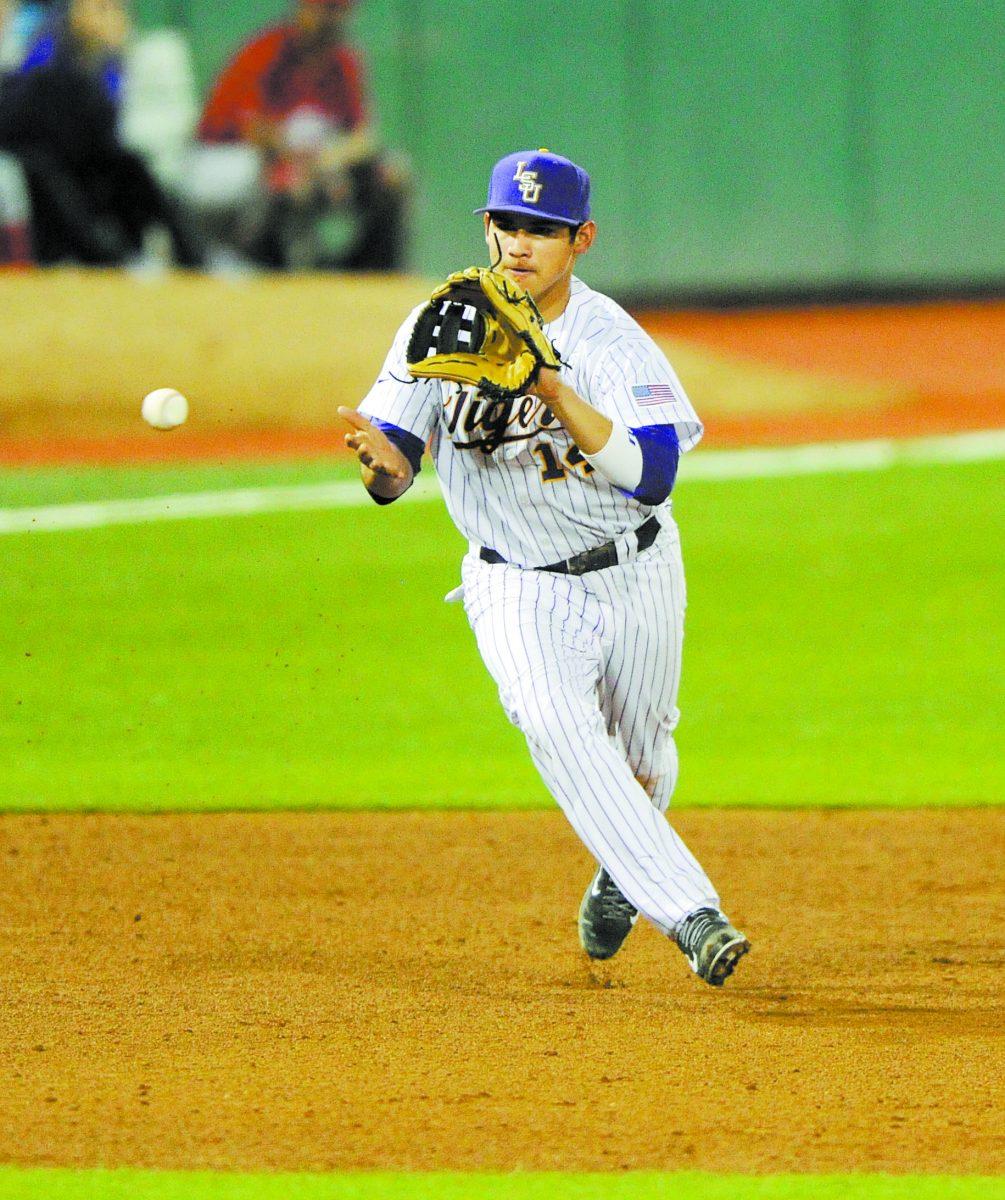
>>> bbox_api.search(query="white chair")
[119,28,200,191]
[0,150,30,263]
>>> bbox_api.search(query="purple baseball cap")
[474,149,591,226]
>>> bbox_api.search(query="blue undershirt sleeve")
[630,424,680,506]
[364,420,425,506]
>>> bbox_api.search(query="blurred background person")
[0,0,203,267]
[0,0,49,72]
[0,0,33,263]
[0,0,11,79]
[189,0,409,272]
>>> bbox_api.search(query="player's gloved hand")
[338,407,410,480]
[406,267,562,400]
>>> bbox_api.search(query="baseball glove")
[406,267,562,400]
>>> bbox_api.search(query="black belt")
[479,516,660,576]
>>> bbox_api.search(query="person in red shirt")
[197,0,407,271]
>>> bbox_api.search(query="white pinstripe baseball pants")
[460,521,719,938]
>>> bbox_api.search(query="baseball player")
[340,149,750,986]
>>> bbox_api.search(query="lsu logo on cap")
[476,149,590,225]
[512,162,542,204]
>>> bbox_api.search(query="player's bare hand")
[338,406,409,480]
[530,366,562,404]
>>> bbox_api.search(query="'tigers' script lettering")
[443,387,561,452]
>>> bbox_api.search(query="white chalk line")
[0,474,441,534]
[682,428,1005,480]
[1,429,1003,535]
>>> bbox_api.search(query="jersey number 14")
[533,441,596,484]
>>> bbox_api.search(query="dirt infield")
[1,809,1002,1174]
[639,299,1005,447]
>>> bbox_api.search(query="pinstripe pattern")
[459,523,717,935]
[360,273,719,938]
[359,277,703,568]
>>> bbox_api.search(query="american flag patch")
[632,383,677,406]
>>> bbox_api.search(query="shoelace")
[598,873,637,922]
[678,907,723,955]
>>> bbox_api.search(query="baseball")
[141,388,189,431]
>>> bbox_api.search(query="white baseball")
[141,388,189,430]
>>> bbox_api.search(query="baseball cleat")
[578,866,639,960]
[676,908,750,987]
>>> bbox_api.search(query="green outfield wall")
[133,0,1005,295]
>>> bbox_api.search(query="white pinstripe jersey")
[358,276,703,567]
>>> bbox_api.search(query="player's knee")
[503,683,580,748]
[635,771,659,799]
[635,746,675,789]
[632,740,678,807]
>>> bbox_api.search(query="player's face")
[484,212,595,319]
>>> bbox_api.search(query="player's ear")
[483,213,493,243]
[573,220,596,255]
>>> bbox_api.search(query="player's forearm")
[540,376,682,501]
[541,379,612,453]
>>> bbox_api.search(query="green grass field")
[2,452,1003,1197]
[2,455,1003,812]
[2,1172,1004,1200]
